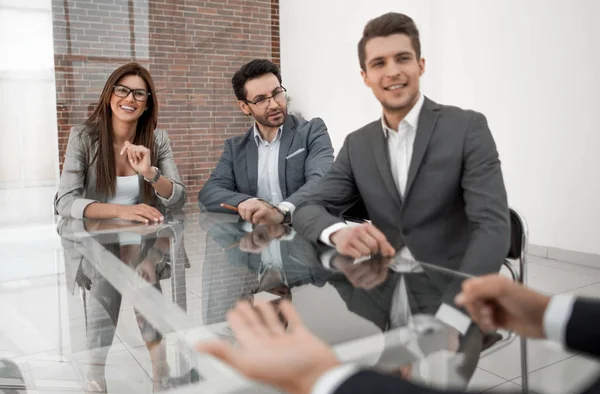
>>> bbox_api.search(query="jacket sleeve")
[54,126,97,219]
[154,129,187,209]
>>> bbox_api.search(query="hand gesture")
[120,141,152,178]
[455,275,551,338]
[196,301,340,394]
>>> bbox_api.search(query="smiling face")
[109,74,148,125]
[360,33,425,117]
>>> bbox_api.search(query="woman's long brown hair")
[83,62,158,204]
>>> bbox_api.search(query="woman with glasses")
[55,62,186,222]
[55,63,190,390]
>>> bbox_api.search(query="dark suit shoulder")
[346,119,382,142]
[436,102,486,125]
[223,127,254,148]
[290,115,327,133]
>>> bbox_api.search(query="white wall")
[280,0,600,255]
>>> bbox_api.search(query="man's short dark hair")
[231,59,282,101]
[358,12,421,71]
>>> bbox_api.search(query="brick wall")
[52,0,280,202]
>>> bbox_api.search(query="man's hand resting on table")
[330,223,395,259]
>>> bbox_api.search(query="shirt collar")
[254,123,283,146]
[381,93,425,137]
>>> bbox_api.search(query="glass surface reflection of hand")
[332,254,392,290]
[84,218,162,235]
[239,224,288,253]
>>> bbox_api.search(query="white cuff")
[280,228,296,241]
[320,251,371,270]
[435,303,471,335]
[241,221,253,232]
[320,249,337,269]
[543,294,576,345]
[319,223,349,246]
[278,201,296,216]
[311,364,358,394]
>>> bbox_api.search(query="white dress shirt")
[312,294,577,394]
[252,124,296,215]
[240,221,296,289]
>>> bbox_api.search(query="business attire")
[201,220,334,324]
[294,94,510,331]
[197,114,334,216]
[313,295,600,394]
[55,125,187,218]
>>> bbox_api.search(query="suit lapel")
[404,97,441,200]
[245,126,259,196]
[371,122,403,209]
[277,115,296,198]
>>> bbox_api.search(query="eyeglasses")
[244,87,287,110]
[113,84,151,102]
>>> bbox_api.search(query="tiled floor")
[469,256,600,393]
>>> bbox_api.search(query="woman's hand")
[120,141,153,178]
[116,204,164,223]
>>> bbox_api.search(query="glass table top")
[0,204,503,393]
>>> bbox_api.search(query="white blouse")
[107,175,140,206]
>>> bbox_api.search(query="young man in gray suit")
[293,12,510,334]
[198,59,334,225]
[294,12,509,275]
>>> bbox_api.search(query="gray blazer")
[197,114,334,212]
[294,97,510,277]
[55,125,187,219]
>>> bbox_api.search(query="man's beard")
[253,108,287,128]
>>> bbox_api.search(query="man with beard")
[198,59,334,225]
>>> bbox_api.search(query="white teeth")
[121,105,135,111]
[386,84,406,90]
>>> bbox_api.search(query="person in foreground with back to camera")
[54,62,186,222]
[196,274,600,394]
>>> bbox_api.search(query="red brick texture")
[52,0,280,202]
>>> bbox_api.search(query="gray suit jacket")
[55,125,187,219]
[197,114,334,212]
[294,97,510,276]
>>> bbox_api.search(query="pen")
[220,203,239,213]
